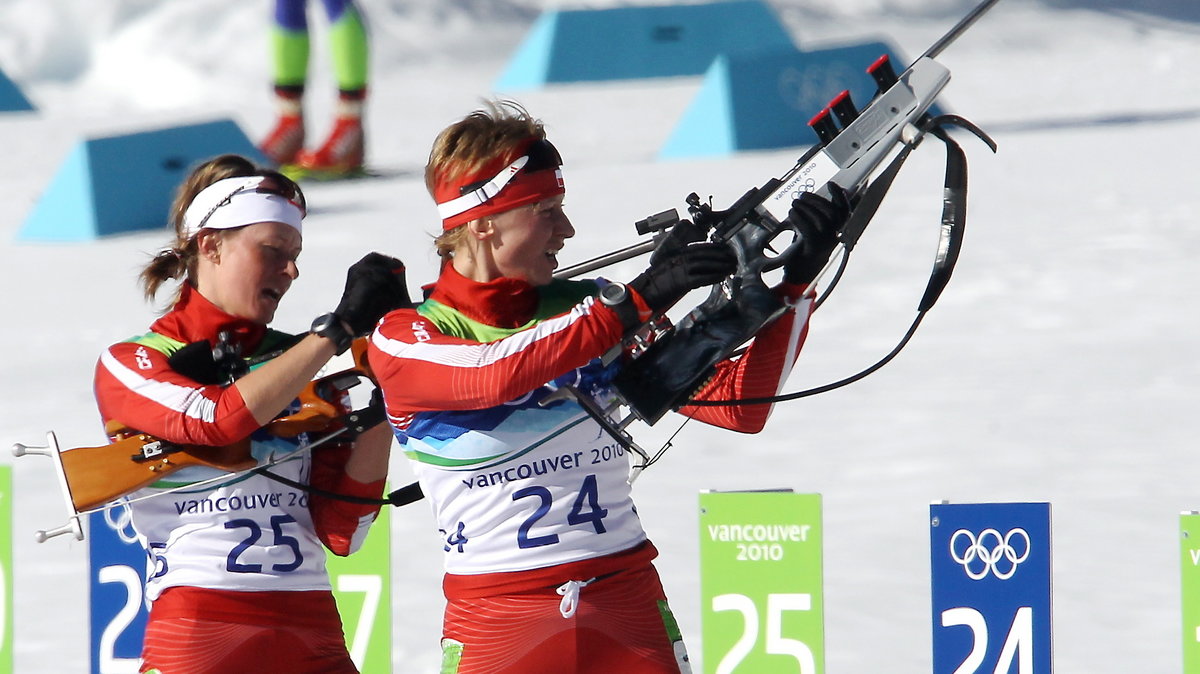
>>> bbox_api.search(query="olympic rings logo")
[789,177,818,202]
[103,502,139,545]
[949,528,1031,580]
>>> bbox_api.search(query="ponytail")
[139,242,196,302]
[138,154,260,307]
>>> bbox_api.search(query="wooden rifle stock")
[60,338,377,513]
[266,338,373,437]
[60,431,257,512]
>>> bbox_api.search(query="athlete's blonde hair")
[426,100,547,262]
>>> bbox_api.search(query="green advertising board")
[328,501,392,673]
[1182,512,1200,672]
[0,466,10,674]
[699,490,823,674]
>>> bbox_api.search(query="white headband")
[181,176,305,239]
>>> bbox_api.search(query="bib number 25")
[225,514,304,573]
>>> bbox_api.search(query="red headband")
[433,137,565,230]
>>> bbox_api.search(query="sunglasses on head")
[257,172,307,216]
[458,138,562,196]
[195,174,307,231]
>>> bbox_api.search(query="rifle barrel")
[922,0,1004,60]
[553,240,657,279]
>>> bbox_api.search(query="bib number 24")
[513,473,609,548]
[441,474,611,553]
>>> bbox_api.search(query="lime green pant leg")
[328,5,368,92]
[272,27,310,89]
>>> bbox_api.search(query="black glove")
[782,185,851,285]
[649,218,707,262]
[167,332,248,386]
[334,252,412,336]
[629,242,736,314]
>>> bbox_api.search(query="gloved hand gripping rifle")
[11,338,405,543]
[557,0,1003,428]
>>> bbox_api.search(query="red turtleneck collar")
[149,285,268,353]
[427,263,540,329]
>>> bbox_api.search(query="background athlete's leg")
[295,0,368,173]
[260,0,310,165]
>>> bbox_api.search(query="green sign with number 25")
[699,490,823,674]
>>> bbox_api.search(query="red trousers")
[140,587,357,674]
[442,562,690,673]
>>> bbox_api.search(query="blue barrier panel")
[18,119,265,242]
[494,1,795,91]
[930,501,1053,674]
[661,40,943,159]
[88,507,147,674]
[0,68,33,112]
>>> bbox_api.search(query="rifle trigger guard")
[760,222,805,275]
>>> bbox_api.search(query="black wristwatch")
[310,312,354,355]
[598,282,639,330]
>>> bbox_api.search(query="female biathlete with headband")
[93,154,409,673]
[367,100,851,673]
[259,0,370,174]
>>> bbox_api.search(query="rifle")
[554,0,1004,440]
[12,338,381,542]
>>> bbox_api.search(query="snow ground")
[1,0,1198,671]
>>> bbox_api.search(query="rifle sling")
[687,117,984,408]
[255,467,424,507]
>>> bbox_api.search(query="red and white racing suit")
[94,285,384,674]
[368,265,814,673]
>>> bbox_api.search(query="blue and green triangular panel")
[16,143,97,241]
[494,11,561,92]
[659,55,738,159]
[19,119,265,242]
[494,1,795,91]
[660,39,947,159]
[0,67,33,112]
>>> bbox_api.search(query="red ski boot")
[294,116,365,176]
[259,114,305,167]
